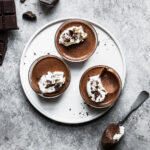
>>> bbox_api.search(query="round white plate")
[20,18,126,124]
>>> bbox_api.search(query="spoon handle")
[119,91,149,125]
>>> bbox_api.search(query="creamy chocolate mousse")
[101,124,125,148]
[29,55,71,98]
[55,19,97,62]
[79,66,122,108]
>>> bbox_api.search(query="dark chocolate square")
[0,42,4,54]
[3,0,15,14]
[4,15,17,30]
[0,16,3,30]
[0,1,2,15]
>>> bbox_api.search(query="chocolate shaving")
[45,80,53,88]
[55,84,62,91]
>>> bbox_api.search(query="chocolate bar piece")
[40,0,59,7]
[0,32,7,65]
[0,0,18,31]
[23,11,37,21]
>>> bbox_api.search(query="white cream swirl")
[59,26,87,47]
[38,71,66,94]
[87,75,108,103]
[113,126,125,141]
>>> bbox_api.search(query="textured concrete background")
[0,0,150,149]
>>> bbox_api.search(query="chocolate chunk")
[20,0,26,3]
[23,11,37,21]
[45,80,53,88]
[55,84,62,91]
[0,0,18,31]
[0,32,8,65]
[40,0,59,7]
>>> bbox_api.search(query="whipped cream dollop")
[59,26,87,47]
[87,75,108,103]
[113,126,125,141]
[38,71,66,94]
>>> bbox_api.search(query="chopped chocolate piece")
[20,0,26,3]
[40,0,59,7]
[0,0,18,31]
[55,84,62,91]
[0,32,8,65]
[45,80,53,88]
[23,11,36,21]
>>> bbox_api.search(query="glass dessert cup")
[79,65,122,108]
[55,19,98,62]
[28,55,71,98]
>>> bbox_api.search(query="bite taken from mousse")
[101,124,125,149]
[80,65,122,108]
[55,19,98,62]
[29,55,71,98]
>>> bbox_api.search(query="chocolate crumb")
[69,108,71,111]
[79,112,81,115]
[47,53,50,55]
[86,112,89,116]
[4,136,9,141]
[34,52,36,55]
[23,11,37,21]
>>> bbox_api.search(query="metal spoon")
[119,91,149,125]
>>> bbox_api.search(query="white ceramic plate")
[20,18,126,124]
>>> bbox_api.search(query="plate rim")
[20,18,126,124]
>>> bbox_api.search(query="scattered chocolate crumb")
[104,43,107,46]
[69,108,71,111]
[23,11,37,21]
[34,52,36,55]
[20,0,25,3]
[4,136,9,141]
[47,53,50,55]
[24,63,25,65]
[79,112,81,115]
[86,112,89,116]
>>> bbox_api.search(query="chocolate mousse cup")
[55,19,98,62]
[28,55,71,98]
[79,65,122,108]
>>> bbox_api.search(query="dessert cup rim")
[79,65,122,109]
[55,18,98,62]
[28,55,71,98]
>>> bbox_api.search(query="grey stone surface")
[0,0,150,149]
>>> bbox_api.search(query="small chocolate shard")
[55,84,62,91]
[23,11,36,21]
[45,80,53,88]
[40,0,59,7]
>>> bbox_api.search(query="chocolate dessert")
[101,124,125,149]
[80,66,122,108]
[55,19,97,62]
[29,55,71,98]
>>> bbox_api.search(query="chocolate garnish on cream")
[38,71,66,94]
[87,75,108,103]
[59,26,87,47]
